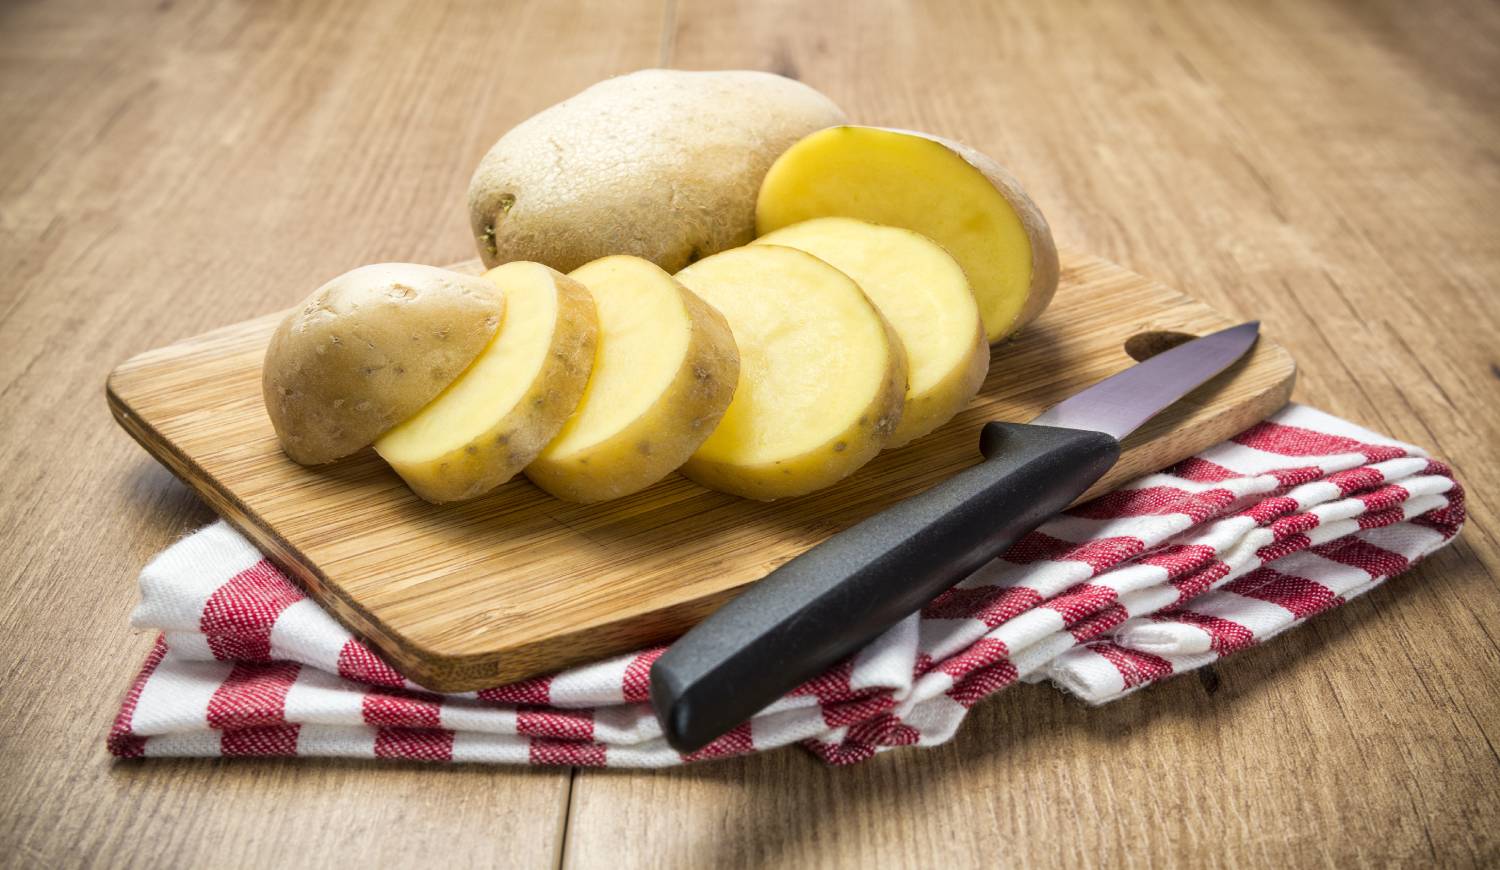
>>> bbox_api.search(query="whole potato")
[468,69,846,273]
[263,263,504,465]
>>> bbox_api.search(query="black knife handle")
[650,422,1121,753]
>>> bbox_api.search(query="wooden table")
[3,0,1497,865]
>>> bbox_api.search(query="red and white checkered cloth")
[109,404,1464,767]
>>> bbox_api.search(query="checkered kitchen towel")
[109,404,1464,767]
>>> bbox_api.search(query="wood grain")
[106,253,1294,690]
[3,0,1498,867]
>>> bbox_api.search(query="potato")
[374,262,597,503]
[755,126,1059,343]
[468,69,846,274]
[753,218,989,447]
[262,263,505,466]
[674,245,906,500]
[524,256,739,503]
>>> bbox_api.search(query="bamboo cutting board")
[107,251,1295,691]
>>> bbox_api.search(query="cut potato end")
[755,125,1058,343]
[263,263,506,465]
[753,217,989,446]
[674,245,906,500]
[524,256,739,503]
[374,261,598,503]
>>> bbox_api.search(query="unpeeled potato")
[756,125,1059,343]
[675,245,907,500]
[374,262,598,503]
[468,69,846,275]
[262,263,505,465]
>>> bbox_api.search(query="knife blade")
[650,321,1261,753]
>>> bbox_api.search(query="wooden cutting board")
[107,251,1295,691]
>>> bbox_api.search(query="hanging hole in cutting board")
[1124,329,1198,362]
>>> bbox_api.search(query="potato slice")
[756,126,1059,343]
[674,245,907,500]
[753,218,989,447]
[263,263,505,466]
[374,262,597,503]
[524,256,739,503]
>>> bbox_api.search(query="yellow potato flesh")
[756,126,1043,342]
[544,259,689,453]
[675,245,906,500]
[374,261,597,502]
[753,217,988,446]
[525,256,738,502]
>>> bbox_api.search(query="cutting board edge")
[106,378,462,685]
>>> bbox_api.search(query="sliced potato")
[753,218,989,447]
[524,256,739,503]
[374,262,597,503]
[674,245,906,500]
[755,125,1059,343]
[263,263,505,466]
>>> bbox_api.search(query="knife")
[650,321,1261,753]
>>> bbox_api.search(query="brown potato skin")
[389,270,599,503]
[468,69,846,274]
[262,263,504,465]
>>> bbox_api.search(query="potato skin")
[386,269,599,503]
[468,69,846,273]
[262,263,504,465]
[525,280,739,503]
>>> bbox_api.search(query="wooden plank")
[0,0,668,866]
[560,0,1500,867]
[105,252,1295,691]
[2,0,1498,867]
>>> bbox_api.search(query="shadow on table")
[116,459,219,532]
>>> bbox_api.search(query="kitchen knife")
[650,321,1261,754]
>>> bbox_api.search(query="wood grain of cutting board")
[106,251,1295,691]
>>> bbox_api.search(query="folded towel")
[109,404,1464,767]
